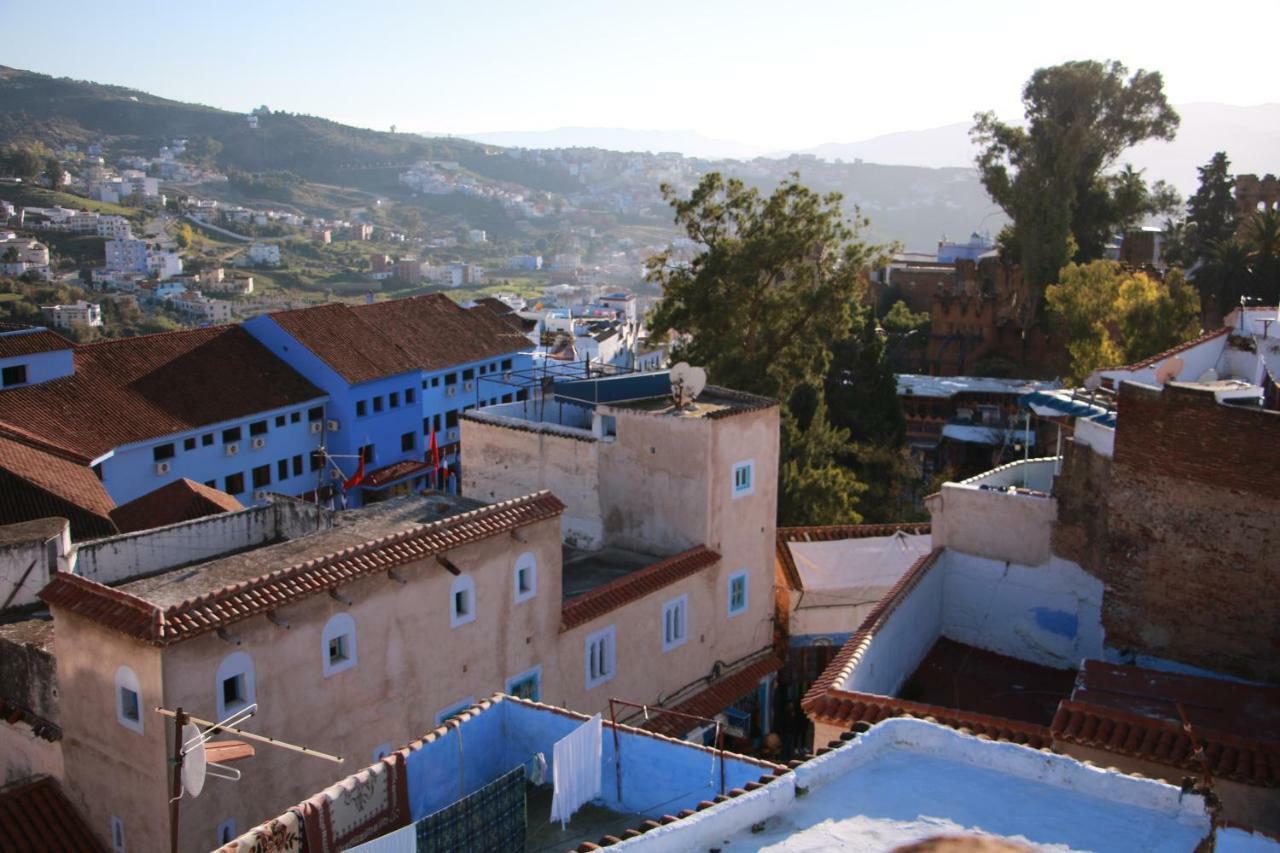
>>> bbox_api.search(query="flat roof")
[605,386,775,420]
[897,374,1060,399]
[561,544,667,600]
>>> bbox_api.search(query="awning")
[942,424,1036,445]
[361,459,434,490]
[639,654,782,739]
[1019,390,1116,427]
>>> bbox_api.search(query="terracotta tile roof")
[266,294,530,385]
[643,654,784,738]
[801,549,944,705]
[698,385,778,419]
[41,491,566,645]
[0,776,105,853]
[776,522,931,590]
[806,689,1053,749]
[561,545,720,631]
[0,434,116,539]
[1113,327,1230,371]
[1051,700,1280,786]
[0,326,325,460]
[109,478,242,534]
[361,459,432,489]
[471,298,537,333]
[0,327,71,359]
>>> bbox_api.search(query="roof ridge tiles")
[561,545,721,631]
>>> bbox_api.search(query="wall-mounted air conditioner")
[254,490,268,501]
[225,443,240,456]
[446,386,457,397]
[503,371,513,381]
[310,422,323,434]
[327,420,340,432]
[251,437,267,450]
[155,461,171,475]
[463,381,474,392]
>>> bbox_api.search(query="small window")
[585,626,616,690]
[1,364,27,387]
[153,443,175,462]
[444,373,457,386]
[222,426,242,444]
[115,666,143,734]
[277,459,289,480]
[728,571,748,617]
[405,388,415,404]
[433,413,442,431]
[431,376,440,388]
[514,552,536,603]
[322,612,357,677]
[462,368,474,381]
[662,595,688,652]
[310,451,323,472]
[372,396,384,413]
[183,437,197,451]
[291,411,301,423]
[249,420,268,437]
[450,574,476,627]
[732,460,754,498]
[215,652,255,720]
[516,389,528,402]
[308,406,324,422]
[110,816,126,853]
[401,431,415,452]
[224,472,245,495]
[389,391,400,408]
[274,415,286,428]
[359,444,374,464]
[445,410,458,428]
[292,455,303,477]
[435,697,475,725]
[252,465,271,489]
[479,365,487,375]
[356,400,367,417]
[506,666,541,701]
[204,480,216,489]
[202,433,215,446]
[502,393,513,404]
[501,358,512,371]
[216,819,237,846]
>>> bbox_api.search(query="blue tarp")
[1018,391,1117,428]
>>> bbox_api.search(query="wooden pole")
[169,707,187,853]
[155,707,343,763]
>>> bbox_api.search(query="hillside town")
[0,18,1278,853]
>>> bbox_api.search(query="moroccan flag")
[343,453,365,490]
[427,428,441,488]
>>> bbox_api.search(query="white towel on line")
[549,714,602,828]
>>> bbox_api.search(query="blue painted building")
[244,294,534,507]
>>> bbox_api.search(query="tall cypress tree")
[1186,152,1237,261]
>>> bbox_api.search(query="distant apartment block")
[40,301,102,329]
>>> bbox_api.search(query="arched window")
[450,574,476,627]
[513,551,537,603]
[215,651,255,720]
[114,666,143,734]
[321,612,357,677]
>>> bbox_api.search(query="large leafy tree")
[647,173,889,525]
[972,60,1179,321]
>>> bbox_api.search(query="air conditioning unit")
[310,421,323,434]
[254,490,269,501]
[503,371,513,381]
[463,381,474,391]
[327,419,340,432]
[446,386,457,397]
[155,461,171,475]
[251,437,267,450]
[448,429,459,441]
[225,443,240,457]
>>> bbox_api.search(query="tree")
[2,146,42,180]
[175,223,195,249]
[44,156,64,189]
[1243,209,1280,306]
[184,136,223,170]
[972,60,1179,321]
[1184,152,1237,262]
[647,173,886,524]
[1045,260,1199,381]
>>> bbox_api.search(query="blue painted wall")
[0,345,74,388]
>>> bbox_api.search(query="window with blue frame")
[505,666,541,701]
[390,391,400,408]
[373,396,384,413]
[728,571,748,617]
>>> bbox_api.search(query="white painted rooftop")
[897,374,1060,399]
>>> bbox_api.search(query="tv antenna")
[669,362,707,409]
[155,704,342,853]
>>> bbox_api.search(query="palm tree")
[1244,209,1280,304]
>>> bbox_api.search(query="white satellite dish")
[1083,374,1102,392]
[1154,356,1184,385]
[669,363,707,406]
[181,723,207,797]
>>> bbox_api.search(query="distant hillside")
[459,127,769,160]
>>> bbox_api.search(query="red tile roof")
[1112,327,1230,371]
[806,689,1053,749]
[561,546,720,631]
[643,654,783,738]
[266,294,530,385]
[776,523,931,590]
[0,326,325,460]
[0,776,105,853]
[0,327,72,359]
[41,491,566,645]
[0,433,116,539]
[109,478,243,534]
[1051,700,1280,787]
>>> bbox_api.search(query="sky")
[4,0,1278,151]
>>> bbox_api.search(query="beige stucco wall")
[0,724,63,787]
[462,419,604,548]
[51,608,169,853]
[927,484,1056,566]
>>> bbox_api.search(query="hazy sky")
[5,0,1277,149]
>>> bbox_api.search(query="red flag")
[427,428,441,488]
[343,452,365,490]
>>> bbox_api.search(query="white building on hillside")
[41,301,103,329]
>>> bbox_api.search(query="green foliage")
[1,145,43,179]
[1046,260,1199,381]
[175,222,194,248]
[972,60,1179,319]
[826,313,905,447]
[44,155,63,188]
[183,135,223,169]
[1184,152,1237,262]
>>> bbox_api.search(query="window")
[435,697,475,725]
[478,365,486,375]
[252,465,271,489]
[292,455,303,477]
[372,396,384,413]
[274,415,286,428]
[516,389,528,402]
[431,377,440,388]
[405,388,415,404]
[501,358,512,371]
[310,451,323,472]
[153,443,175,462]
[728,571,748,617]
[444,373,457,386]
[662,595,688,652]
[401,431,415,452]
[115,666,143,734]
[215,651,255,720]
[222,426,242,444]
[224,472,245,495]
[450,574,476,627]
[389,391,400,408]
[462,368,474,381]
[502,393,513,404]
[308,406,324,422]
[216,820,237,846]
[585,626,616,689]
[506,666,541,701]
[514,552,536,603]
[277,459,289,481]
[202,433,214,447]
[732,460,755,499]
[445,410,459,428]
[359,444,375,464]
[110,816,125,853]
[356,400,367,417]
[290,411,301,424]
[321,613,357,677]
[183,437,197,451]
[204,480,216,489]
[2,364,27,387]
[433,413,442,432]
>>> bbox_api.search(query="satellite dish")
[1154,356,1184,385]
[181,722,207,797]
[1083,374,1102,392]
[669,363,707,406]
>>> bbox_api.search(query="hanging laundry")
[531,752,547,786]
[550,714,602,829]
